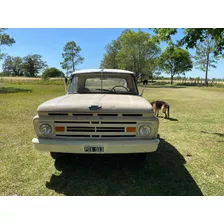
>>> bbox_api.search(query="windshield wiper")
[95,88,112,92]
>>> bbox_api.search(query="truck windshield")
[68,73,138,95]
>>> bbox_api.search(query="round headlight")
[39,124,52,136]
[139,125,152,136]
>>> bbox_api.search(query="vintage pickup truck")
[32,69,160,160]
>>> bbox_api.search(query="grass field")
[0,82,224,196]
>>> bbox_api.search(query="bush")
[42,67,64,80]
[0,86,32,93]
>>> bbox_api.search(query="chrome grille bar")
[54,120,136,138]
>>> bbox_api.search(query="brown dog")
[151,101,170,119]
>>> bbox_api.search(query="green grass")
[0,83,224,195]
[0,77,64,85]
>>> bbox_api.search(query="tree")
[22,54,47,77]
[2,56,23,76]
[60,41,84,73]
[101,29,161,80]
[117,30,161,80]
[141,58,161,82]
[100,40,120,69]
[152,28,224,56]
[158,46,193,84]
[42,67,64,80]
[193,36,220,86]
[0,28,15,60]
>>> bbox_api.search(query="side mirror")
[64,77,68,93]
[140,79,148,96]
[140,84,146,96]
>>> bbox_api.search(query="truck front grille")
[54,120,137,139]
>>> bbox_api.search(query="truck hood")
[37,94,153,114]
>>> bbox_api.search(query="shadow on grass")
[157,116,178,121]
[201,131,224,137]
[168,118,178,121]
[46,139,203,196]
[0,86,32,94]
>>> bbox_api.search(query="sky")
[1,28,224,79]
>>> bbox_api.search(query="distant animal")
[64,77,68,85]
[143,80,148,85]
[151,100,170,119]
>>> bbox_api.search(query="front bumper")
[32,138,160,154]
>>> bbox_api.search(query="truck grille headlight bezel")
[137,122,155,138]
[39,124,53,136]
[138,125,152,136]
[33,116,55,137]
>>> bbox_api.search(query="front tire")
[50,152,66,160]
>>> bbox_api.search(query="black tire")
[50,152,66,160]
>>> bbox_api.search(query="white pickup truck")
[32,69,160,160]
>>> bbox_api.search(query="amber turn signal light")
[126,127,136,132]
[55,126,65,132]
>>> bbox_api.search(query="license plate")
[84,145,104,153]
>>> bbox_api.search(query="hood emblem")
[89,105,102,111]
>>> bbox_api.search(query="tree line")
[2,54,48,77]
[101,29,224,86]
[0,29,84,79]
[1,28,224,86]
